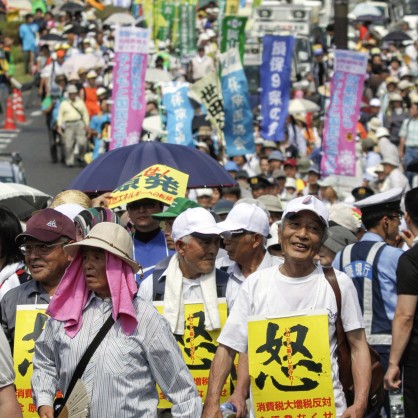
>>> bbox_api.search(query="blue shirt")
[333,231,403,344]
[132,230,174,285]
[19,23,38,52]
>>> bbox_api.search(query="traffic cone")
[12,89,27,124]
[3,97,17,130]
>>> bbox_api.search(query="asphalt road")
[1,107,83,198]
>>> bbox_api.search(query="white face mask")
[395,108,403,115]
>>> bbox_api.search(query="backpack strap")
[322,266,353,396]
[152,271,166,301]
[152,269,229,301]
[215,269,229,298]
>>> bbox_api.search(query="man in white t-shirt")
[202,196,371,418]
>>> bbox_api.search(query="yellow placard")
[13,305,49,418]
[248,312,336,418]
[225,0,240,14]
[109,164,189,208]
[155,301,232,408]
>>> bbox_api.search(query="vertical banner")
[153,0,164,40]
[162,82,195,146]
[191,71,225,133]
[220,48,254,157]
[171,1,181,47]
[321,50,368,176]
[140,0,154,33]
[110,27,149,150]
[225,0,240,14]
[158,0,175,41]
[221,16,247,63]
[155,301,232,407]
[248,312,336,418]
[260,35,295,142]
[14,305,49,418]
[179,0,196,63]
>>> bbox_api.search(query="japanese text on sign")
[154,301,232,407]
[248,312,336,418]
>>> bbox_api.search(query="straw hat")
[65,222,141,273]
[49,190,92,209]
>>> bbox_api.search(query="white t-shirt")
[218,264,364,418]
[225,252,282,310]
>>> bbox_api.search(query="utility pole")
[334,0,348,49]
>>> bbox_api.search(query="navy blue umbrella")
[68,142,237,193]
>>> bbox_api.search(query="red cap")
[16,208,76,244]
[284,158,298,167]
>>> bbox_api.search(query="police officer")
[333,187,404,415]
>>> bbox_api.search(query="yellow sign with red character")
[154,300,231,408]
[108,164,189,208]
[13,305,49,418]
[248,311,336,418]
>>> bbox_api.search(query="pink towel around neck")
[47,252,138,338]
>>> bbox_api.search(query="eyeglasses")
[221,229,255,240]
[19,241,67,256]
[388,214,402,221]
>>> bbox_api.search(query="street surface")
[0,109,83,197]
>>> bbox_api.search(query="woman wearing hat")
[32,222,201,418]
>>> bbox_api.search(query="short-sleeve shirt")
[396,243,418,367]
[218,265,364,418]
[0,326,15,388]
[399,118,418,147]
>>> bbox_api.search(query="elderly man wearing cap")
[333,188,404,414]
[1,209,76,349]
[318,176,340,207]
[138,207,228,303]
[302,164,321,196]
[189,44,215,82]
[375,127,398,162]
[380,154,410,194]
[268,150,285,173]
[383,93,408,147]
[138,207,228,417]
[203,196,370,418]
[32,222,202,418]
[57,85,89,167]
[318,224,357,267]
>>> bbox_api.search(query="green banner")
[157,0,176,41]
[221,16,247,63]
[179,3,197,63]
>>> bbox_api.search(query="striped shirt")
[32,294,202,418]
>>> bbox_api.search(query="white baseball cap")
[196,188,213,197]
[217,203,270,237]
[282,195,329,228]
[171,208,226,242]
